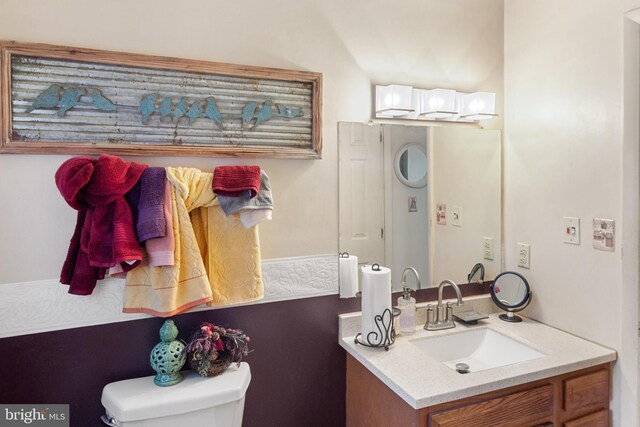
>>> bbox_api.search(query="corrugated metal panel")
[10,55,313,149]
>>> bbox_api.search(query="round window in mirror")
[489,271,532,323]
[394,143,428,188]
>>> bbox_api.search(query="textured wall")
[504,1,640,424]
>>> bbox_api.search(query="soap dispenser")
[397,286,416,335]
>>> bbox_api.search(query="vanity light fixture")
[375,84,414,117]
[374,85,497,122]
[417,88,458,119]
[459,92,497,121]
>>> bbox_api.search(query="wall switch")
[563,217,580,245]
[483,237,494,260]
[517,243,530,269]
[452,206,462,227]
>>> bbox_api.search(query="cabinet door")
[429,384,553,427]
[563,370,609,414]
[564,409,609,427]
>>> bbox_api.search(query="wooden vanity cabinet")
[346,354,611,427]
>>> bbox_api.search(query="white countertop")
[339,302,617,409]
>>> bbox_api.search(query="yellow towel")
[122,167,216,317]
[191,205,264,306]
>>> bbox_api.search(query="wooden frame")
[0,41,322,159]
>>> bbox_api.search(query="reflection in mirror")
[490,271,532,323]
[467,263,485,284]
[395,143,428,188]
[338,122,501,291]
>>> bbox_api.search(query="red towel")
[213,165,261,198]
[56,154,147,295]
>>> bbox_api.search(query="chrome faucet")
[424,279,464,331]
[401,267,421,290]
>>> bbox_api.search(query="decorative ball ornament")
[150,320,186,387]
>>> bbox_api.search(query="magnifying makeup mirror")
[489,271,532,322]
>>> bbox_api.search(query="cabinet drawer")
[564,409,609,427]
[429,384,553,427]
[563,370,609,413]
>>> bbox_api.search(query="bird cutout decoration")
[241,102,258,128]
[251,99,273,130]
[139,93,158,124]
[204,97,223,130]
[25,84,303,130]
[275,104,301,119]
[172,98,187,124]
[25,84,61,113]
[186,101,202,126]
[158,97,173,120]
[57,87,86,117]
[90,89,118,112]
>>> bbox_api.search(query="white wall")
[504,1,639,425]
[0,0,504,285]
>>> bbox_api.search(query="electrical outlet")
[483,237,494,260]
[517,243,530,269]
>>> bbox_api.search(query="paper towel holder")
[355,262,397,350]
[354,308,398,351]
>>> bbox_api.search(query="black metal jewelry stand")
[354,308,398,351]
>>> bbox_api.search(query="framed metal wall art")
[0,41,322,159]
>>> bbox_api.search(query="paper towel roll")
[360,264,392,343]
[339,254,359,298]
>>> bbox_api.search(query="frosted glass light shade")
[460,92,497,120]
[418,88,458,119]
[375,85,413,116]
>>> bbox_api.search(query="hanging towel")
[110,175,175,278]
[122,167,215,317]
[217,170,273,228]
[55,154,147,295]
[191,205,264,306]
[137,167,166,243]
[239,209,272,229]
[212,165,261,198]
[216,170,272,214]
[145,179,175,267]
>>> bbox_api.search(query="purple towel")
[136,167,166,243]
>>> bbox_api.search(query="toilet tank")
[101,363,250,427]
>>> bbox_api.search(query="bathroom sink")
[409,328,545,373]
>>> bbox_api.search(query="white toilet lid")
[101,362,251,422]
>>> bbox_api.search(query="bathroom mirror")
[394,143,428,188]
[338,122,502,290]
[489,271,532,322]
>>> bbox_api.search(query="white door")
[338,122,385,266]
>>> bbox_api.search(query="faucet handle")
[446,302,455,322]
[422,304,435,330]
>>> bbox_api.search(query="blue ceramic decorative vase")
[150,320,186,386]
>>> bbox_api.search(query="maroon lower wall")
[0,284,488,427]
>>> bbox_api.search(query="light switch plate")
[593,218,615,252]
[452,206,462,227]
[563,217,580,245]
